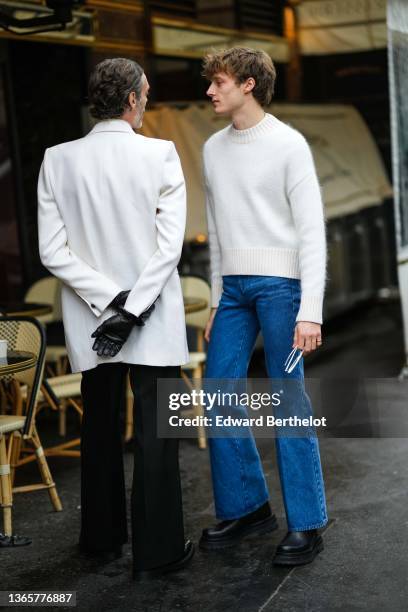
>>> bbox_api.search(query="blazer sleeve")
[123,141,187,318]
[37,149,123,317]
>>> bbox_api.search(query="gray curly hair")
[88,58,144,120]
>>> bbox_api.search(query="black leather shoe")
[199,502,278,551]
[78,544,123,563]
[273,529,323,566]
[0,533,32,547]
[132,540,194,581]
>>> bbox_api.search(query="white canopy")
[295,0,387,55]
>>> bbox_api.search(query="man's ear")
[128,91,137,108]
[243,77,256,94]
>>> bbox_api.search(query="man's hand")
[293,321,322,356]
[91,298,157,357]
[204,308,217,343]
[91,310,139,357]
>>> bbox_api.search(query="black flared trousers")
[79,362,185,570]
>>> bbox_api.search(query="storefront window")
[0,63,22,300]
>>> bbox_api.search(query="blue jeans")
[206,275,328,531]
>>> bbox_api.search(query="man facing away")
[37,58,194,579]
[200,47,328,565]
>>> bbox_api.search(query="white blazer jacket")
[37,119,189,373]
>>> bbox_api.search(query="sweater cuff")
[211,278,223,308]
[296,295,324,325]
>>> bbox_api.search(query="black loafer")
[273,529,323,566]
[132,540,194,581]
[199,502,278,551]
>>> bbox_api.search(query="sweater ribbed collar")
[228,113,279,143]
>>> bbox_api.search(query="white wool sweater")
[203,113,327,324]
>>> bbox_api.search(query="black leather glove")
[91,301,157,357]
[109,290,130,311]
[109,291,157,325]
[91,309,141,357]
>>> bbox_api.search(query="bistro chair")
[0,316,62,541]
[180,275,211,449]
[25,276,75,438]
[24,277,62,326]
[20,373,82,454]
[25,276,69,377]
[35,373,82,458]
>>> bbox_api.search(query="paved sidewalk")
[2,299,407,611]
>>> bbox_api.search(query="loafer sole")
[272,536,324,566]
[133,540,194,580]
[199,514,278,551]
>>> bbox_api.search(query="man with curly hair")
[37,58,193,579]
[200,47,328,566]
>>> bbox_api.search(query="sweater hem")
[221,247,301,278]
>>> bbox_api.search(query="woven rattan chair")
[36,373,82,457]
[0,317,62,540]
[25,277,76,440]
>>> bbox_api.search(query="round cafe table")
[0,351,37,378]
[0,303,52,318]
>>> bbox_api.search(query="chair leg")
[46,363,56,377]
[181,368,207,448]
[197,329,204,354]
[30,427,62,512]
[9,431,22,488]
[56,357,63,377]
[192,364,207,450]
[0,434,13,536]
[68,398,83,420]
[0,381,8,415]
[125,375,133,442]
[58,400,67,437]
[181,369,193,390]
